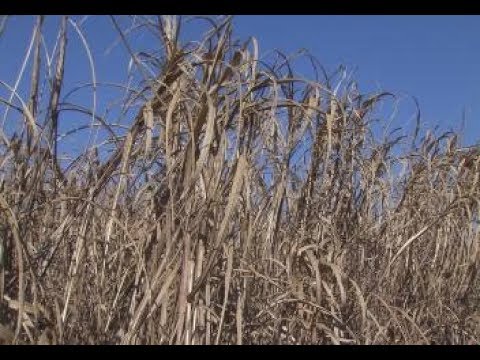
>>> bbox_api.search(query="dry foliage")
[0,15,479,345]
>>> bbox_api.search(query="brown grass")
[0,15,479,345]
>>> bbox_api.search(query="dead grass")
[0,15,479,345]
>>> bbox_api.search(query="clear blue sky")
[1,15,479,157]
[233,16,480,146]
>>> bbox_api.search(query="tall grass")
[0,15,479,344]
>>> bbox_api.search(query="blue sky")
[233,16,480,146]
[0,15,479,157]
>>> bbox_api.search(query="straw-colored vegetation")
[0,15,479,345]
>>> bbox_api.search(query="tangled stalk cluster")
[0,15,479,344]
